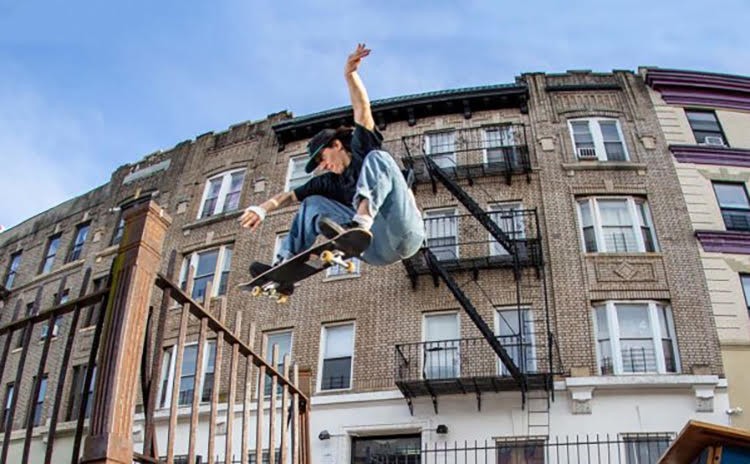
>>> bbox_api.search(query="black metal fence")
[344,434,674,464]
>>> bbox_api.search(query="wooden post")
[80,200,171,464]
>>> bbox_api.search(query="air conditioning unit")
[577,147,598,159]
[702,136,726,146]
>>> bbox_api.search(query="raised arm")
[345,43,375,131]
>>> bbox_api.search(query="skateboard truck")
[320,250,357,273]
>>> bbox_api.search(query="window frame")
[29,375,48,427]
[592,301,680,376]
[157,340,217,409]
[317,321,355,392]
[568,117,629,162]
[66,364,96,421]
[712,182,750,232]
[262,330,293,397]
[111,214,125,246]
[488,202,525,256]
[285,155,313,192]
[67,222,90,263]
[483,125,520,166]
[424,131,457,169]
[495,437,546,464]
[4,251,22,290]
[622,434,673,464]
[685,109,728,147]
[422,311,461,380]
[741,274,750,314]
[179,245,233,301]
[40,233,62,274]
[1,383,14,432]
[576,197,658,253]
[197,168,247,219]
[494,307,536,375]
[424,208,459,261]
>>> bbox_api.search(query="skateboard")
[237,228,372,304]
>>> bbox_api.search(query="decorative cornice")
[695,230,750,254]
[644,68,750,111]
[670,144,750,167]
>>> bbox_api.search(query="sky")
[0,0,748,230]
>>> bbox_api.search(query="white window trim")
[421,312,461,380]
[424,131,457,168]
[424,208,460,260]
[285,155,313,192]
[261,330,294,397]
[592,301,681,376]
[576,197,658,253]
[494,306,536,376]
[317,321,356,393]
[158,340,216,409]
[482,125,517,165]
[568,118,629,162]
[488,202,524,256]
[179,245,233,298]
[197,168,246,219]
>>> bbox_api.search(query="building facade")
[644,68,750,430]
[0,67,735,463]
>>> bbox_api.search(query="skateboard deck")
[237,228,372,303]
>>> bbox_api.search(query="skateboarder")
[239,43,425,277]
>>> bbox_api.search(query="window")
[424,209,458,261]
[263,331,292,396]
[1,383,13,432]
[686,110,726,146]
[424,131,456,169]
[198,169,246,219]
[741,275,750,313]
[423,312,459,379]
[111,214,125,246]
[286,155,313,191]
[84,277,108,327]
[16,302,37,349]
[29,375,47,427]
[248,449,282,464]
[352,435,421,464]
[67,364,96,421]
[496,438,545,464]
[713,182,750,232]
[623,435,672,464]
[484,125,521,167]
[496,308,535,375]
[593,302,679,375]
[158,341,217,408]
[4,251,21,289]
[568,118,628,161]
[179,246,233,302]
[42,289,68,339]
[489,203,525,256]
[66,223,89,262]
[40,234,62,274]
[576,197,658,253]
[319,323,354,391]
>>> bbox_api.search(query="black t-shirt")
[294,124,384,206]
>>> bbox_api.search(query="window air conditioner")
[702,136,726,146]
[577,147,598,159]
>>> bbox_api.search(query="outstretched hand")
[345,43,371,75]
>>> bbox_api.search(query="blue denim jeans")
[277,150,425,266]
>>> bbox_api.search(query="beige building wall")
[646,76,750,429]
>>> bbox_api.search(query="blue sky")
[0,0,748,230]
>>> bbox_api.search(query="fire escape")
[394,126,561,435]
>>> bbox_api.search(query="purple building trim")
[670,144,750,167]
[644,68,750,111]
[696,230,750,254]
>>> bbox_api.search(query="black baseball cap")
[305,129,337,173]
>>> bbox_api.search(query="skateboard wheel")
[345,261,356,273]
[277,295,289,304]
[267,288,277,298]
[250,286,262,297]
[321,250,335,264]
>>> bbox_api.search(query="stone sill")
[565,374,720,390]
[182,210,243,231]
[562,161,647,173]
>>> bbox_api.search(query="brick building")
[0,67,732,462]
